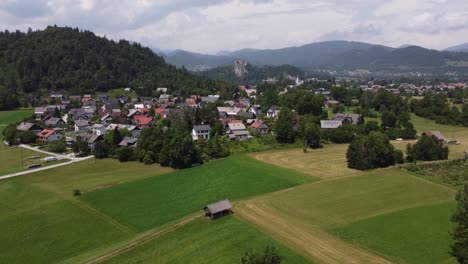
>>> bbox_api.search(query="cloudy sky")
[1,0,468,54]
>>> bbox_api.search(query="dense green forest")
[196,64,304,84]
[0,26,232,110]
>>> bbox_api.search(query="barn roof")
[205,199,232,214]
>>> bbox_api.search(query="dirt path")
[235,202,394,264]
[83,215,201,264]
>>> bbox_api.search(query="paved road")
[0,144,94,181]
[18,144,90,162]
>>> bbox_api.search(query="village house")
[74,120,90,132]
[37,129,62,143]
[334,113,364,125]
[119,137,138,148]
[250,121,269,134]
[45,117,65,127]
[82,134,103,149]
[266,106,280,118]
[17,122,42,134]
[34,107,47,116]
[320,120,343,129]
[249,105,262,116]
[90,124,107,136]
[192,125,211,141]
[159,94,170,103]
[134,116,154,128]
[226,123,251,141]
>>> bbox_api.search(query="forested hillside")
[0,26,230,110]
[197,64,304,84]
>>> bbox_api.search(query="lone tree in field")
[346,131,396,170]
[451,184,468,263]
[241,246,285,264]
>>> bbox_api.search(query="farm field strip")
[234,168,456,264]
[84,215,201,264]
[235,202,393,264]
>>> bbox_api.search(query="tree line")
[0,26,232,110]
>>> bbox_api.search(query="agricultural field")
[332,202,456,264]
[101,217,312,264]
[0,109,33,134]
[235,168,456,264]
[83,155,313,231]
[250,144,361,180]
[0,158,173,264]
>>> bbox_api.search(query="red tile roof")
[250,121,264,129]
[186,99,197,105]
[136,116,153,125]
[37,129,55,138]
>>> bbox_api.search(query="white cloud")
[0,0,467,53]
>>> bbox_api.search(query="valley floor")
[0,113,466,264]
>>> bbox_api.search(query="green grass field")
[0,177,131,264]
[102,217,312,264]
[332,202,456,264]
[0,109,33,134]
[236,168,456,263]
[83,155,313,231]
[0,158,174,264]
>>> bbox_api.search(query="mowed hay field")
[0,159,173,264]
[236,168,456,264]
[250,144,361,180]
[101,217,313,264]
[83,155,313,231]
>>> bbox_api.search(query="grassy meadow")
[0,158,173,264]
[331,202,456,264]
[102,217,313,264]
[236,168,456,263]
[83,155,313,231]
[0,109,33,134]
[250,144,361,179]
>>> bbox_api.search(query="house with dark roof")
[192,125,211,141]
[17,122,42,134]
[204,199,232,220]
[119,137,138,148]
[334,113,364,125]
[45,117,65,127]
[74,120,90,132]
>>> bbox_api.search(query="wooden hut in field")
[204,199,232,220]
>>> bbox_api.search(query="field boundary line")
[82,214,201,264]
[70,199,137,235]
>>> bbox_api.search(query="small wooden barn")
[204,199,232,220]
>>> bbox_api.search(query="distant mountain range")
[161,41,468,74]
[444,43,468,52]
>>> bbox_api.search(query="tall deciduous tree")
[274,107,296,143]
